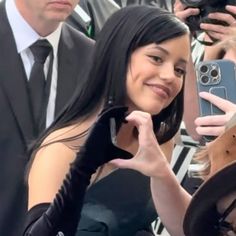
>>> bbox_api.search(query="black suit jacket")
[0,1,94,235]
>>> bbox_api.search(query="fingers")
[110,110,169,177]
[199,92,236,112]
[174,0,200,22]
[195,110,236,127]
[195,125,225,137]
[208,12,236,26]
[126,110,150,121]
[125,110,152,130]
[195,114,228,127]
[226,5,236,15]
[109,158,140,171]
[195,92,236,136]
[195,114,227,137]
[125,111,155,145]
[200,23,229,40]
[175,8,200,23]
[200,10,236,41]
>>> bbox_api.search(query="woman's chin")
[142,107,163,116]
[126,101,164,115]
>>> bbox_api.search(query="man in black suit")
[0,0,94,235]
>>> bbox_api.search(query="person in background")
[174,0,236,141]
[67,0,120,39]
[137,3,236,236]
[169,0,236,199]
[192,8,236,140]
[0,0,94,235]
[114,113,236,236]
[22,5,191,236]
[183,121,236,236]
[115,0,173,12]
[66,0,174,41]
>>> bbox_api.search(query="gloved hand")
[75,105,133,175]
[23,106,133,236]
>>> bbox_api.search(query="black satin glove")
[75,105,133,175]
[23,106,133,236]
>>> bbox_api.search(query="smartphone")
[196,59,236,141]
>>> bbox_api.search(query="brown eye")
[148,55,163,63]
[175,67,186,77]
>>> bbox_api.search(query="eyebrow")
[150,45,188,65]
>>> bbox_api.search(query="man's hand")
[174,0,200,23]
[200,5,236,42]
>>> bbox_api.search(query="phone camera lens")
[200,65,208,73]
[200,75,209,84]
[210,69,218,78]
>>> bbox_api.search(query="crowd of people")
[0,0,236,236]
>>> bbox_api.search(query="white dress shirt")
[6,0,62,127]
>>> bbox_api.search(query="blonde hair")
[189,146,211,180]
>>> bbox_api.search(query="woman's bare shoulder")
[42,115,97,148]
[29,115,98,183]
[28,116,98,208]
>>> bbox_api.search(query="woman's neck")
[117,123,138,154]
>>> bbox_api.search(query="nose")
[158,62,176,82]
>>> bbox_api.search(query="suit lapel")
[55,24,79,116]
[0,2,35,143]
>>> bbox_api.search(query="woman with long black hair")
[23,5,190,236]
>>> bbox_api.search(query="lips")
[50,0,70,3]
[145,83,170,99]
[48,0,72,7]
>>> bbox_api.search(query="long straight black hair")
[32,5,189,155]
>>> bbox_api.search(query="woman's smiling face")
[125,34,190,115]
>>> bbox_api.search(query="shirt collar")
[6,0,62,55]
[45,24,62,58]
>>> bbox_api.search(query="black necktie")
[28,39,52,135]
